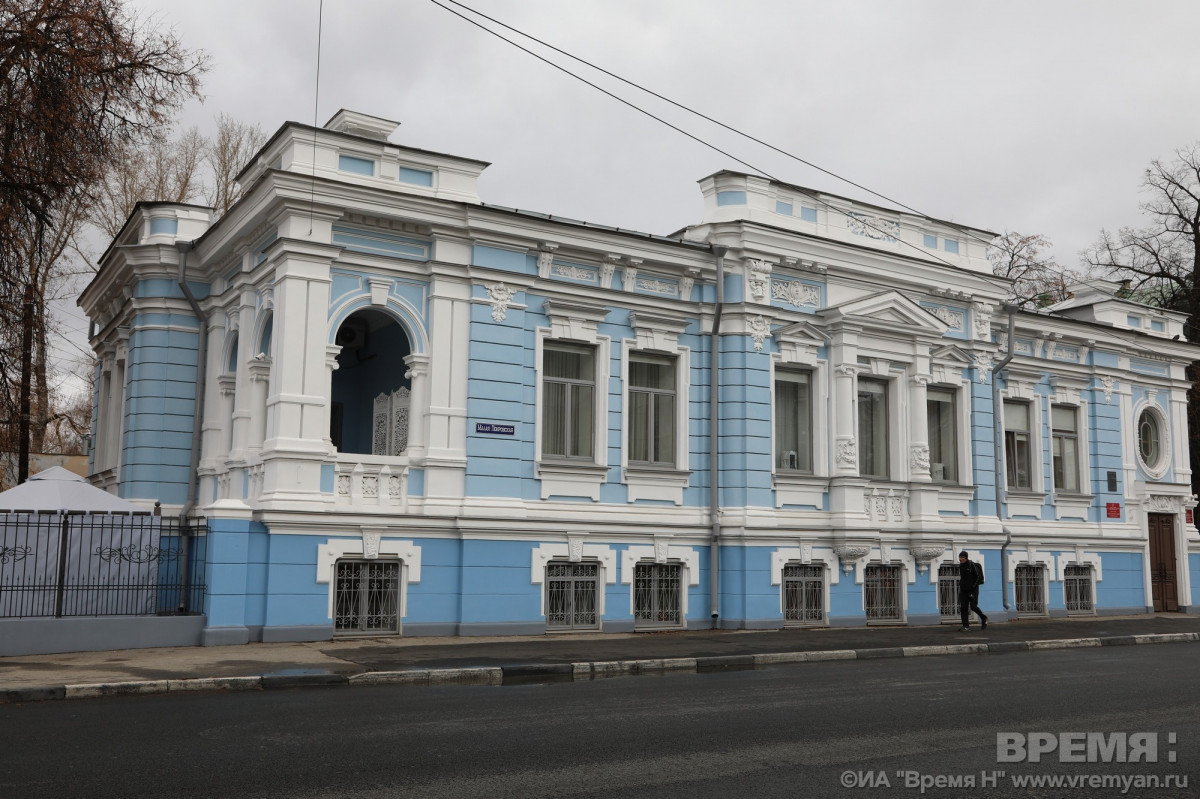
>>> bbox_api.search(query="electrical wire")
[431,0,1171,354]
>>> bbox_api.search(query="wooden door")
[1148,513,1178,612]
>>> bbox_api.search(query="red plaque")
[1106,503,1121,519]
[1187,509,1194,525]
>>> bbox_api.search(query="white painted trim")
[530,542,617,618]
[315,537,421,619]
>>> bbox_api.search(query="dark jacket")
[959,559,980,593]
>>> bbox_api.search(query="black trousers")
[959,588,986,627]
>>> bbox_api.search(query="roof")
[0,467,142,514]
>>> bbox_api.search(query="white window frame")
[1133,397,1170,480]
[773,367,814,474]
[1000,377,1046,518]
[620,315,691,504]
[535,326,609,499]
[926,386,958,484]
[626,351,679,467]
[1003,398,1034,490]
[857,376,891,479]
[1050,402,1082,494]
[540,340,599,462]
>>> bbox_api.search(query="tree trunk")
[18,278,33,483]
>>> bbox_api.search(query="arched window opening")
[330,308,413,455]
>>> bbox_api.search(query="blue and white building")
[79,110,1200,645]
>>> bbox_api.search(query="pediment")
[930,344,972,365]
[773,320,827,346]
[821,290,948,335]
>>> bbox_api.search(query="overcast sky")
[56,0,1200,391]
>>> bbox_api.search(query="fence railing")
[0,512,207,619]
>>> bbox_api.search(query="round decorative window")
[1137,407,1168,477]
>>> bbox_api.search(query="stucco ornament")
[909,444,930,473]
[833,544,871,574]
[836,437,857,466]
[487,282,516,322]
[748,315,771,351]
[910,546,945,574]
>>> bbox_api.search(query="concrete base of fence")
[0,615,207,657]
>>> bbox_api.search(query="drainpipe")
[992,305,1017,611]
[175,240,206,522]
[709,245,727,628]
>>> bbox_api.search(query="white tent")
[0,466,140,513]
[0,468,158,617]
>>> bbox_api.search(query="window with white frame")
[1014,564,1046,615]
[1051,404,1080,493]
[774,369,812,472]
[541,343,595,460]
[1004,400,1033,489]
[628,354,676,465]
[927,387,957,482]
[1137,406,1165,473]
[858,378,889,478]
[1064,565,1094,614]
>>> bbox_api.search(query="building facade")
[79,110,1200,645]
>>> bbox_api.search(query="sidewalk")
[3,614,1198,703]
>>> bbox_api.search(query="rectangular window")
[1151,320,1165,332]
[774,370,812,472]
[800,206,818,223]
[716,190,747,206]
[864,565,902,621]
[1015,564,1046,615]
[1064,565,1094,614]
[545,562,600,630]
[338,154,375,176]
[542,344,595,460]
[927,388,957,482]
[775,200,793,216]
[633,562,682,628]
[399,167,434,186]
[858,379,888,478]
[923,233,938,249]
[1004,400,1032,489]
[1127,315,1142,328]
[943,239,960,254]
[1051,404,1079,492]
[937,564,960,620]
[149,218,178,236]
[628,354,676,465]
[783,563,824,625]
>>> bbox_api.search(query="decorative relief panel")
[551,262,599,284]
[746,259,772,302]
[922,304,966,332]
[772,279,821,308]
[635,277,679,296]
[847,213,899,242]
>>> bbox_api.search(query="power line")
[432,0,1166,353]
[427,0,977,277]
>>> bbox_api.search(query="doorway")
[1148,512,1179,612]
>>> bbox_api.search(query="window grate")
[1015,564,1046,615]
[546,562,599,630]
[864,564,902,621]
[937,564,960,620]
[783,563,824,625]
[334,560,400,635]
[633,562,682,629]
[1064,565,1094,614]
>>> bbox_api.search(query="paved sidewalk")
[2,614,1198,703]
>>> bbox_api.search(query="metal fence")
[0,512,207,619]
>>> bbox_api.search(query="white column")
[403,352,431,458]
[258,239,340,507]
[908,374,931,482]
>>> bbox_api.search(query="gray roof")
[0,467,142,513]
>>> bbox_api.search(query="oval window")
[1138,409,1161,468]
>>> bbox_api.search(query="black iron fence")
[0,512,207,618]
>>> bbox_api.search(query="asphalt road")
[2,644,1196,798]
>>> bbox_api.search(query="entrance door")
[1148,513,1179,612]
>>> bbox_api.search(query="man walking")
[958,550,988,631]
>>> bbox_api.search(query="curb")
[3,631,1198,704]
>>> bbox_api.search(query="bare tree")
[0,0,207,482]
[91,126,208,239]
[1085,142,1200,338]
[205,113,266,215]
[988,231,1085,308]
[1086,143,1200,506]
